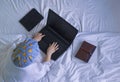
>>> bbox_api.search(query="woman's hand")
[46,42,59,56]
[33,33,45,42]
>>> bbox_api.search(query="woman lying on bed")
[3,33,59,82]
[12,33,59,67]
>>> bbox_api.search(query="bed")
[0,0,120,82]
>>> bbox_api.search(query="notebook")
[39,9,78,60]
[75,41,96,62]
[19,8,43,31]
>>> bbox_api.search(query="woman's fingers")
[41,35,45,38]
[50,42,55,47]
[53,42,59,51]
[38,33,42,35]
[39,33,45,37]
[55,47,59,51]
[51,42,57,47]
[55,44,59,48]
[49,42,59,50]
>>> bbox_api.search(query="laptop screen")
[46,9,78,43]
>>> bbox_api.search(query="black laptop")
[39,9,78,60]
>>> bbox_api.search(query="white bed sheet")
[1,0,120,34]
[33,32,120,82]
[83,0,120,32]
[1,0,120,82]
[0,0,85,35]
[1,33,120,82]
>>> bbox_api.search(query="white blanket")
[1,0,120,34]
[0,34,53,82]
[1,0,120,82]
[1,33,120,82]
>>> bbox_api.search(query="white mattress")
[1,0,120,82]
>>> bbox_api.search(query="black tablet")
[19,8,43,31]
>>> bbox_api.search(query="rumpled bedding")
[1,0,120,82]
[1,33,120,82]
